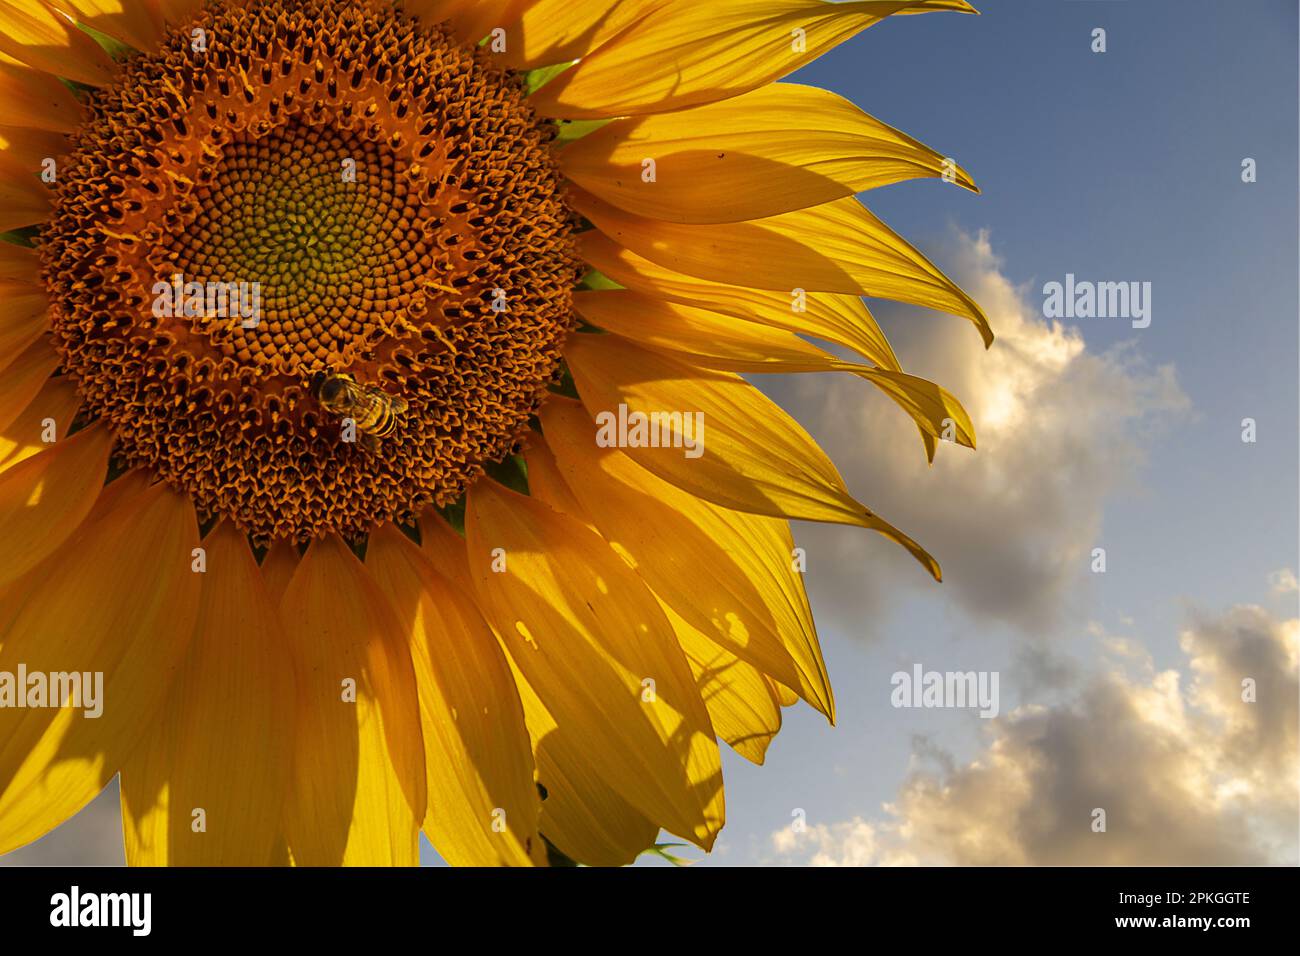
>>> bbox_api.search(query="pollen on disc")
[39,0,579,544]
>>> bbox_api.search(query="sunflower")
[0,0,990,866]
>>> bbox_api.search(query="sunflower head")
[0,0,987,869]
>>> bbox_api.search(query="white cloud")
[1268,568,1298,594]
[771,816,916,867]
[769,599,1299,866]
[764,229,1189,634]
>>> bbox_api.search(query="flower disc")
[40,0,579,543]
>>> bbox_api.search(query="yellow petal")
[574,189,993,347]
[120,520,294,865]
[259,536,299,606]
[466,479,724,848]
[153,0,201,26]
[76,466,148,531]
[530,0,975,118]
[0,337,58,433]
[565,333,942,579]
[0,125,69,176]
[0,421,112,590]
[449,0,530,44]
[538,398,835,717]
[522,434,785,764]
[0,373,78,475]
[576,288,862,372]
[0,281,48,371]
[398,0,462,23]
[0,478,201,854]
[0,0,118,87]
[416,511,472,586]
[367,523,542,867]
[522,433,590,521]
[0,242,38,282]
[562,82,976,223]
[580,231,901,371]
[0,51,84,132]
[768,677,799,707]
[45,0,165,53]
[418,510,661,865]
[279,534,426,866]
[670,604,782,765]
[0,165,50,233]
[500,0,668,69]
[575,289,976,452]
[0,321,45,372]
[400,0,531,43]
[513,658,661,865]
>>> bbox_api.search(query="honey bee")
[310,371,408,453]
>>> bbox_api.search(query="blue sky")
[699,0,1300,866]
[820,0,1300,618]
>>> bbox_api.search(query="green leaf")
[641,842,696,866]
[524,61,575,95]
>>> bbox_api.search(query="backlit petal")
[0,337,58,433]
[367,523,542,867]
[0,373,79,476]
[769,678,799,708]
[46,0,166,53]
[0,479,201,854]
[0,0,118,87]
[670,604,782,765]
[0,51,84,131]
[0,422,113,590]
[561,82,976,223]
[279,534,426,866]
[466,479,724,848]
[566,333,942,579]
[538,398,835,717]
[120,520,294,865]
[573,189,993,347]
[418,510,661,865]
[575,290,976,452]
[526,428,788,760]
[516,658,661,866]
[531,0,975,118]
[579,231,901,370]
[500,0,667,69]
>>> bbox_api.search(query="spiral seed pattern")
[40,0,579,543]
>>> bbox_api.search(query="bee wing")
[359,432,382,454]
[365,386,408,414]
